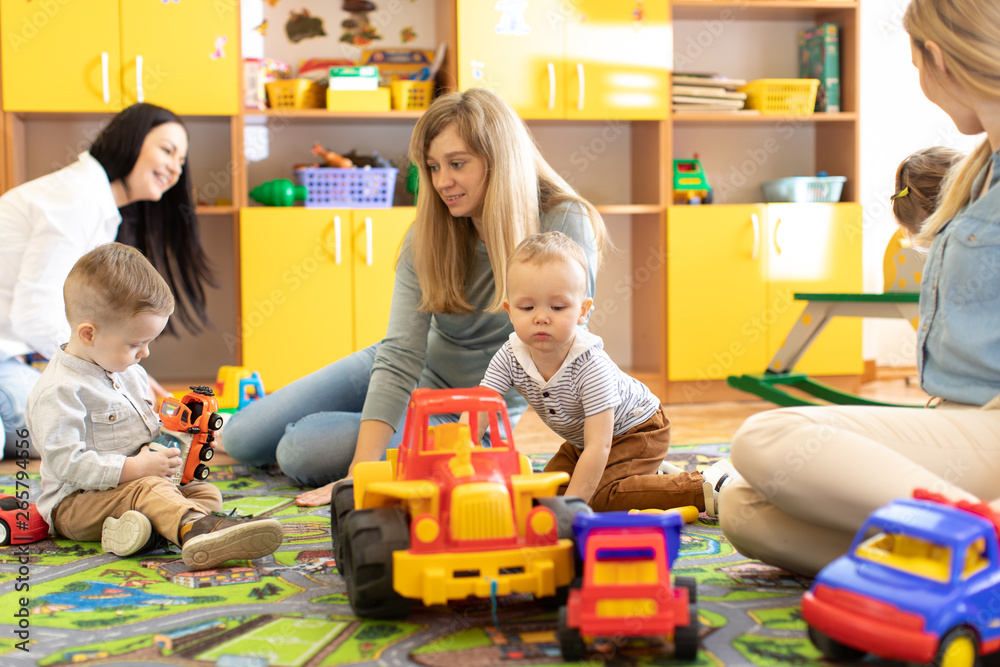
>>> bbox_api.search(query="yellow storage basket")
[266,78,326,109]
[740,78,819,115]
[390,80,434,111]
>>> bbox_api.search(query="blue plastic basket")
[294,167,397,208]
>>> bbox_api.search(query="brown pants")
[543,406,705,512]
[52,477,222,546]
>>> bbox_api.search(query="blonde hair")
[892,146,965,236]
[904,0,1000,245]
[408,87,608,313]
[506,231,588,295]
[64,242,174,327]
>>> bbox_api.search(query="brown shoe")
[180,510,283,570]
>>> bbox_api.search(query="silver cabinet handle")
[135,54,144,103]
[101,52,110,104]
[547,62,555,111]
[333,216,342,265]
[365,217,373,266]
[576,63,584,111]
[751,213,760,260]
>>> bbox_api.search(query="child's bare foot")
[295,482,335,507]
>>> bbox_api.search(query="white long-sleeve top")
[0,152,121,361]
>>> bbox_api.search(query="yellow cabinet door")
[564,2,669,120]
[120,1,238,115]
[766,203,863,375]
[240,209,354,390]
[456,0,564,119]
[667,205,769,381]
[2,0,121,112]
[352,208,414,351]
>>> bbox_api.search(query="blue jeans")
[0,357,42,459]
[223,344,524,487]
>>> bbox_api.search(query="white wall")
[859,0,979,367]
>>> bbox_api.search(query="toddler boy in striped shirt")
[481,231,733,516]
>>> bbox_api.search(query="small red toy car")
[559,510,700,661]
[158,385,221,484]
[0,494,50,546]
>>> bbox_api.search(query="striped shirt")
[482,330,660,448]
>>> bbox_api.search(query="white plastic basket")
[762,176,846,203]
[293,167,397,208]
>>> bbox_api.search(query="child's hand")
[139,444,182,479]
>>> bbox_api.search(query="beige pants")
[52,477,222,546]
[720,403,1000,576]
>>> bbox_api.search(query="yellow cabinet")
[456,0,669,120]
[240,208,413,390]
[1,1,237,114]
[667,204,862,382]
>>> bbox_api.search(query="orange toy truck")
[157,386,222,484]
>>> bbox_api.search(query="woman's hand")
[295,483,335,507]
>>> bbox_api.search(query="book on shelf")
[672,95,745,109]
[673,85,747,100]
[798,22,841,112]
[671,106,761,115]
[672,73,747,89]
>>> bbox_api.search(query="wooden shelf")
[244,109,424,121]
[672,0,858,21]
[595,204,663,215]
[672,111,858,124]
[195,205,238,215]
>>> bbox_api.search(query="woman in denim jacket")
[720,0,1000,576]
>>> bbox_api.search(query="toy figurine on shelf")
[249,179,308,207]
[156,386,222,485]
[342,149,394,169]
[311,143,354,168]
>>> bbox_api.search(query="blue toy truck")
[803,490,1000,666]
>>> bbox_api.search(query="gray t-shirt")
[362,200,599,430]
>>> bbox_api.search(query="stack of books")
[671,73,756,114]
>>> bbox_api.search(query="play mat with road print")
[0,443,844,667]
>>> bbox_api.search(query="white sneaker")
[102,510,154,557]
[657,460,686,475]
[702,459,736,519]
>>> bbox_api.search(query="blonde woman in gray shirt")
[224,88,609,507]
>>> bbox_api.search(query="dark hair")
[89,102,214,335]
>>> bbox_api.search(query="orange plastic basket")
[740,79,819,115]
[266,79,326,109]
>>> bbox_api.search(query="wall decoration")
[285,9,327,44]
[341,1,383,48]
[210,35,227,60]
[253,19,268,36]
[494,0,531,37]
[400,26,416,43]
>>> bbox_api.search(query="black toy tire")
[673,603,701,660]
[807,626,866,662]
[558,606,586,662]
[193,464,210,481]
[343,506,412,619]
[200,446,214,462]
[934,626,979,667]
[207,413,224,431]
[331,481,356,576]
[675,576,698,604]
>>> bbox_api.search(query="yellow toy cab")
[331,387,591,618]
